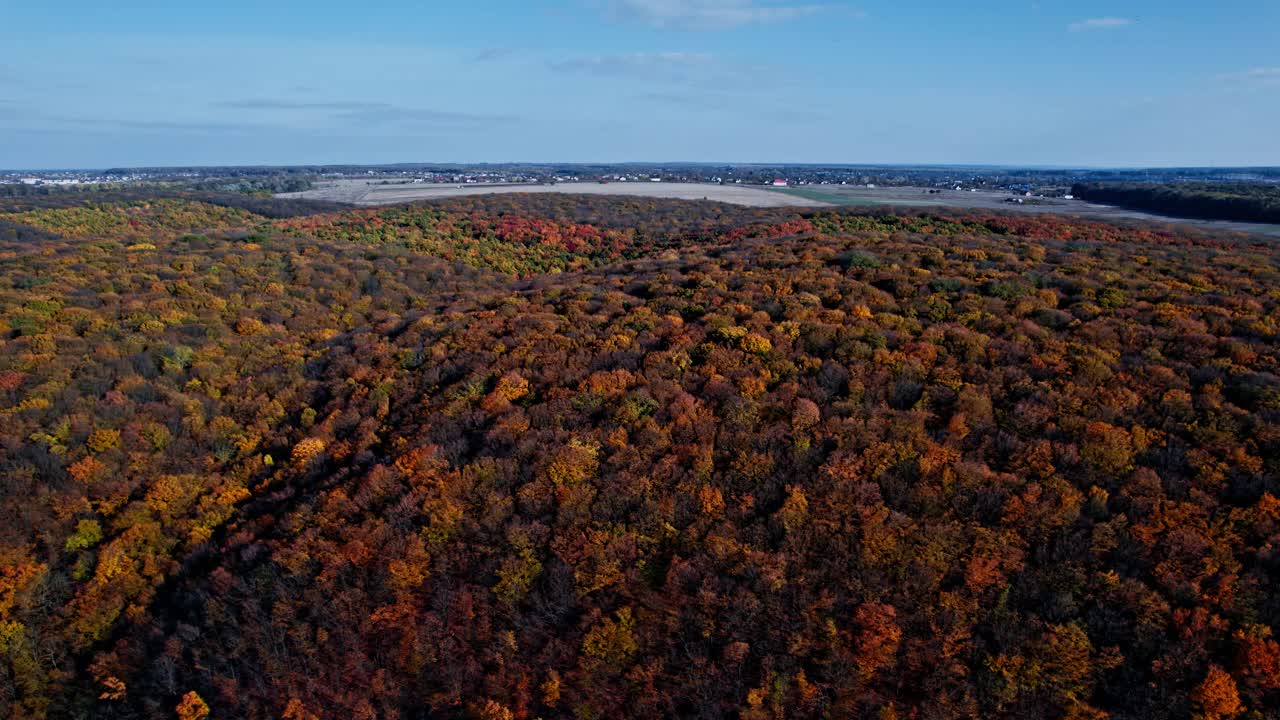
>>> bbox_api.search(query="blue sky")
[0,0,1276,169]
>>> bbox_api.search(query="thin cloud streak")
[552,49,800,97]
[550,50,793,92]
[550,52,715,80]
[473,47,515,62]
[640,90,828,122]
[215,99,516,126]
[1217,67,1280,85]
[217,99,390,110]
[0,100,517,140]
[1068,17,1134,32]
[597,0,826,29]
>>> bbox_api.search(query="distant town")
[4,163,1278,199]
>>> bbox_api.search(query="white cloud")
[599,0,825,29]
[1068,17,1134,32]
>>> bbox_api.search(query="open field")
[768,185,1280,236]
[279,179,1280,236]
[278,179,832,208]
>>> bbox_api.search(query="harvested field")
[767,185,1280,236]
[279,180,832,208]
[279,179,1280,236]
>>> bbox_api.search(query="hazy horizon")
[7,161,1280,174]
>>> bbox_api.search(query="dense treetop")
[0,194,1277,720]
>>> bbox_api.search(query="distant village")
[3,164,1276,199]
[0,172,141,187]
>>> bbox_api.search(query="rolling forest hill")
[0,195,1278,720]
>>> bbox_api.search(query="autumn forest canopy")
[0,191,1278,720]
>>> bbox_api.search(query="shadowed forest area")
[1072,183,1280,225]
[0,193,1278,720]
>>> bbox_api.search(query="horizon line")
[5,161,1280,174]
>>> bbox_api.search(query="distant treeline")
[0,189,347,218]
[186,176,315,194]
[1072,182,1280,224]
[0,182,137,198]
[195,192,347,218]
[0,175,313,198]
